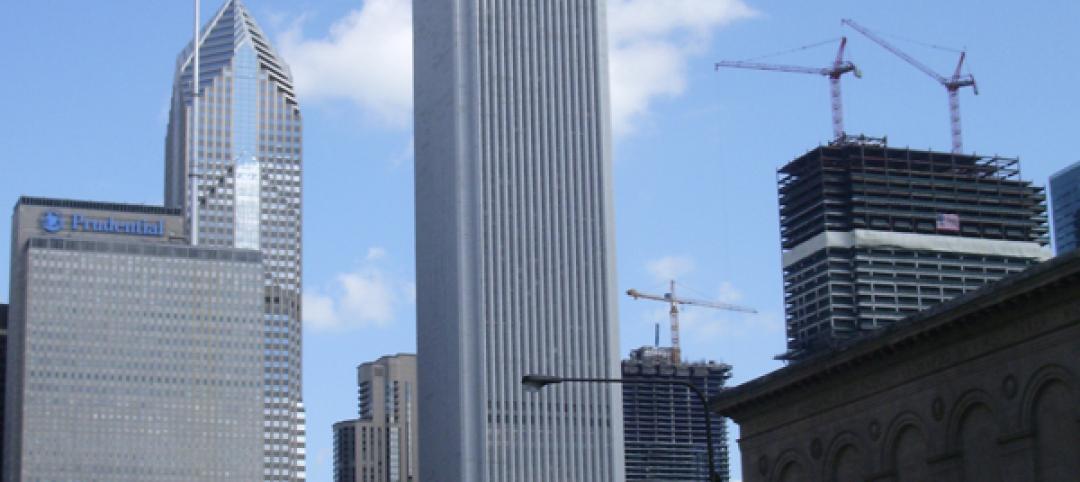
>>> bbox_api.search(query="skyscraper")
[621,347,731,482]
[1,302,6,478]
[164,1,305,479]
[413,0,625,480]
[778,138,1049,360]
[5,197,265,481]
[1050,160,1080,254]
[333,354,418,482]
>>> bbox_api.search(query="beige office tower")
[412,0,625,480]
[5,198,265,481]
[333,354,418,482]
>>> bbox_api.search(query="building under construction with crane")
[621,343,733,482]
[715,21,1051,360]
[619,281,751,481]
[778,137,1049,360]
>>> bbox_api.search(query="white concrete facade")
[782,229,1052,268]
[412,1,625,480]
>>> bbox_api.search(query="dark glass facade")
[622,347,731,482]
[333,422,357,482]
[1050,160,1080,254]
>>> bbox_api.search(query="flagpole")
[190,0,201,245]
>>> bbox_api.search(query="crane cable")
[872,29,965,54]
[739,37,842,62]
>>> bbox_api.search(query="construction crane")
[842,19,977,154]
[714,37,861,141]
[627,280,757,364]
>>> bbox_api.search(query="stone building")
[712,250,1080,482]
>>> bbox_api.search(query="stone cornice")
[711,250,1080,419]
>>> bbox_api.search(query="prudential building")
[163,1,305,480]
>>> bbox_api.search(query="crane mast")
[627,280,757,363]
[715,37,861,141]
[842,19,977,153]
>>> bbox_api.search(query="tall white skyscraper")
[413,1,625,480]
[164,1,305,480]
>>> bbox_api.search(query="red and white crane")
[627,280,757,364]
[842,19,978,154]
[714,37,861,141]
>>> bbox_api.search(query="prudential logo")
[41,211,63,233]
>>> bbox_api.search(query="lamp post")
[521,374,723,482]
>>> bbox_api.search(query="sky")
[2,0,1079,480]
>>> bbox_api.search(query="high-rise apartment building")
[413,0,625,480]
[621,347,731,482]
[1050,160,1080,254]
[333,354,418,482]
[4,197,265,481]
[163,1,305,479]
[778,139,1049,360]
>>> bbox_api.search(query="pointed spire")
[175,0,296,104]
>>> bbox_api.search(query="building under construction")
[622,346,731,482]
[778,137,1049,360]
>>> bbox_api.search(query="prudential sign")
[40,211,164,237]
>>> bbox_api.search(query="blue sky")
[2,1,1078,480]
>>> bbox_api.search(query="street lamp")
[521,374,723,482]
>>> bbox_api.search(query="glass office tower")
[164,1,304,479]
[413,0,625,480]
[1050,160,1080,254]
[5,198,265,481]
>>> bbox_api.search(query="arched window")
[957,404,999,481]
[777,461,805,482]
[892,426,928,482]
[1033,381,1079,481]
[829,445,863,482]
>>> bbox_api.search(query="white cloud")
[392,139,414,167]
[366,246,387,261]
[607,0,756,135]
[677,308,783,341]
[276,0,754,136]
[303,247,412,331]
[337,269,396,323]
[278,0,413,125]
[303,291,340,329]
[716,281,744,304]
[646,255,695,282]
